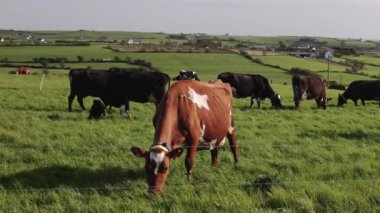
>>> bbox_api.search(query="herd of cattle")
[69,68,380,118]
[68,67,380,193]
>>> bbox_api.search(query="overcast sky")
[1,0,379,39]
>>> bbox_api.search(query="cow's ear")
[131,146,146,158]
[167,148,183,159]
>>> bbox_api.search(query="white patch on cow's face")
[188,87,209,110]
[150,151,165,175]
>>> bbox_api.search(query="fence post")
[39,74,45,91]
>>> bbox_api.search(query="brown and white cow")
[292,74,327,109]
[16,66,32,75]
[131,80,238,193]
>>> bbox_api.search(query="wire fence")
[0,178,379,193]
[0,73,69,76]
[0,142,379,152]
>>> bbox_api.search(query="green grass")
[362,65,380,77]
[344,41,378,49]
[121,53,291,83]
[253,55,376,85]
[0,75,379,212]
[346,55,380,66]
[0,45,290,83]
[0,45,114,62]
[255,55,348,72]
[0,46,379,211]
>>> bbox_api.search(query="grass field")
[253,55,377,85]
[0,46,379,211]
[0,45,291,83]
[254,55,348,72]
[2,30,378,50]
[346,55,380,66]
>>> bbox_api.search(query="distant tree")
[278,41,287,49]
[59,61,65,68]
[114,56,121,62]
[40,59,48,68]
[77,55,84,62]
[99,36,108,41]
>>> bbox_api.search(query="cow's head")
[131,144,183,193]
[88,99,106,119]
[270,93,282,108]
[337,94,346,107]
[173,70,200,81]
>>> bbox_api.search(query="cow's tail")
[163,73,171,89]
[292,75,300,101]
[68,70,73,87]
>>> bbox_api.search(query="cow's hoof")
[187,174,193,182]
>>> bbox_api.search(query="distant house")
[309,47,334,59]
[34,38,46,44]
[127,39,141,45]
[290,47,334,59]
[253,45,268,51]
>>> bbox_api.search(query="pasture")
[0,46,380,211]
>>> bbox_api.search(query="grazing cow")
[68,68,170,118]
[173,70,200,81]
[68,69,109,112]
[292,74,327,109]
[131,80,238,193]
[88,99,106,119]
[338,80,380,107]
[217,72,282,108]
[106,68,170,118]
[16,66,32,75]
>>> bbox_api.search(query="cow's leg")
[120,105,126,118]
[210,149,219,166]
[77,96,85,110]
[361,99,366,106]
[125,101,132,119]
[322,98,327,110]
[257,97,261,109]
[354,99,358,106]
[68,93,75,112]
[294,97,300,109]
[316,98,321,108]
[250,97,254,108]
[185,132,200,182]
[227,120,238,164]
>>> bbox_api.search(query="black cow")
[173,70,200,81]
[105,68,170,118]
[217,72,282,108]
[68,69,109,112]
[338,80,380,107]
[292,74,327,109]
[88,99,106,119]
[68,68,170,118]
